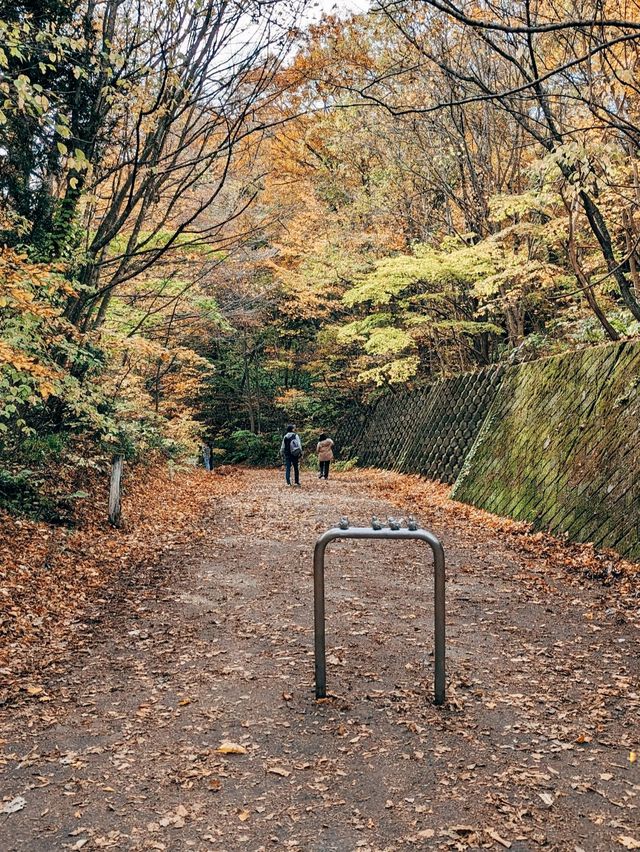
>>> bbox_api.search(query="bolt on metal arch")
[313,516,446,706]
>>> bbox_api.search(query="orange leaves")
[0,465,246,704]
[361,467,640,598]
[0,249,74,329]
[0,339,61,398]
[216,741,248,755]
[0,248,73,402]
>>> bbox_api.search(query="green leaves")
[358,355,421,386]
[363,327,415,356]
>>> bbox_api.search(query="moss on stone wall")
[453,340,640,560]
[340,340,640,560]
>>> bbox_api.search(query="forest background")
[3,0,640,520]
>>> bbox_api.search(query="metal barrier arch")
[313,520,446,705]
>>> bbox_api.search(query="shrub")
[224,430,282,466]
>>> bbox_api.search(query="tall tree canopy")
[2,0,640,504]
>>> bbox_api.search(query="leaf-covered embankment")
[0,465,243,704]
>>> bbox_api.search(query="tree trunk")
[566,222,620,342]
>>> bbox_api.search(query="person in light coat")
[316,433,334,480]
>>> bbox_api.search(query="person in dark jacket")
[280,424,302,486]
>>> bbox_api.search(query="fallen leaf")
[486,828,512,848]
[216,741,247,755]
[618,837,640,850]
[238,810,250,822]
[267,766,290,778]
[630,752,637,764]
[1,796,26,815]
[25,685,43,696]
[538,792,554,807]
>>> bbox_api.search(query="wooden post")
[108,455,124,527]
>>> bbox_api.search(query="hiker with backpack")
[280,424,303,487]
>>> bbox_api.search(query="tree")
[367,0,640,324]
[0,0,316,492]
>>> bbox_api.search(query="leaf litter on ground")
[0,467,637,851]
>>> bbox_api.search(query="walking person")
[316,433,334,480]
[280,424,302,487]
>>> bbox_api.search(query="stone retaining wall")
[340,366,503,484]
[339,341,640,559]
[453,341,640,560]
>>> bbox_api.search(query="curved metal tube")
[313,526,446,706]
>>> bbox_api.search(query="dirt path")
[1,469,638,851]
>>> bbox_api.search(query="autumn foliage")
[3,0,640,496]
[0,465,244,704]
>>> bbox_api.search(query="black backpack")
[286,433,302,458]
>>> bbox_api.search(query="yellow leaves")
[489,189,556,223]
[357,355,420,387]
[617,69,635,86]
[363,326,415,357]
[106,333,213,377]
[0,340,61,399]
[23,684,51,701]
[67,147,90,173]
[216,741,247,755]
[631,751,637,764]
[618,837,640,850]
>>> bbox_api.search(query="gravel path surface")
[1,469,638,851]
